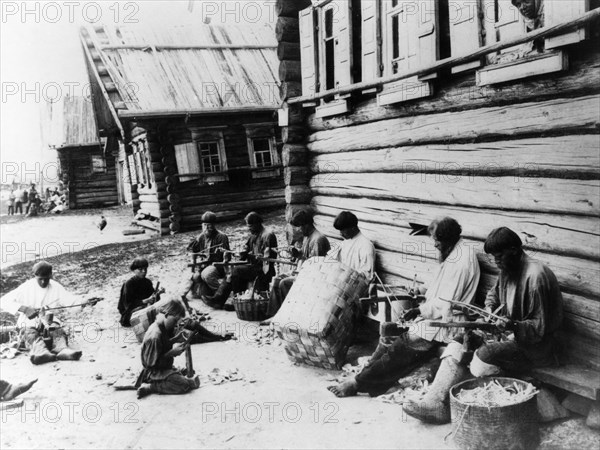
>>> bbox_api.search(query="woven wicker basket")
[450,377,540,450]
[233,280,269,321]
[272,257,368,370]
[130,298,170,343]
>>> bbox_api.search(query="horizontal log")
[137,186,158,196]
[282,144,307,167]
[133,219,160,233]
[275,0,311,18]
[280,82,303,102]
[74,200,118,208]
[182,196,285,219]
[282,126,306,144]
[277,41,300,60]
[284,166,310,186]
[309,135,600,179]
[72,179,118,189]
[138,194,160,203]
[154,173,167,182]
[309,173,600,217]
[308,47,600,131]
[279,60,302,82]
[311,196,600,260]
[307,95,600,153]
[166,193,180,204]
[275,16,299,43]
[285,185,311,204]
[179,188,284,208]
[563,334,600,370]
[315,217,600,299]
[140,199,169,210]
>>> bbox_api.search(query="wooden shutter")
[495,0,526,51]
[299,6,318,96]
[174,142,200,182]
[546,0,589,49]
[332,0,353,87]
[450,0,483,73]
[361,0,381,82]
[417,0,439,75]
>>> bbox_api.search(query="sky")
[0,0,276,183]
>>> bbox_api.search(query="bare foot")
[3,379,38,401]
[192,375,201,389]
[327,379,358,398]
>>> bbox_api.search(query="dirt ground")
[0,206,598,449]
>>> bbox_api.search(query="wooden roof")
[46,95,100,149]
[80,23,281,120]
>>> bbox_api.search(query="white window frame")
[244,123,280,179]
[176,129,228,185]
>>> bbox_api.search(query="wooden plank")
[309,135,600,179]
[314,214,600,299]
[532,366,600,400]
[309,173,600,217]
[307,95,600,153]
[477,51,568,86]
[311,195,600,260]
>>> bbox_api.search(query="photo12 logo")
[1,2,139,24]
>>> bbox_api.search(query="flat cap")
[201,211,217,223]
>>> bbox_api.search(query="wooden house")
[50,95,120,209]
[80,22,284,235]
[276,0,600,409]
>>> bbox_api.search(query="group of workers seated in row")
[0,209,563,424]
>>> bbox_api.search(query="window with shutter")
[175,129,228,184]
[477,0,573,86]
[449,0,484,73]
[378,0,438,106]
[299,6,318,96]
[545,0,589,49]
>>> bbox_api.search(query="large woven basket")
[130,298,171,343]
[233,280,269,321]
[272,257,368,370]
[449,377,539,450]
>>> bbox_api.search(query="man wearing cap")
[265,209,331,319]
[183,211,231,304]
[0,261,84,364]
[229,212,278,296]
[328,211,376,281]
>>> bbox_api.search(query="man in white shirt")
[328,211,376,282]
[1,261,84,364]
[328,217,480,399]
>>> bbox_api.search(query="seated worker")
[0,378,38,401]
[328,217,480,398]
[182,211,230,303]
[216,212,277,310]
[0,261,86,364]
[265,209,331,321]
[404,226,563,424]
[327,211,376,282]
[118,258,163,327]
[135,300,200,399]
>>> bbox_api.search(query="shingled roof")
[80,22,281,123]
[45,95,100,149]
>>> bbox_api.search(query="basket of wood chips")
[232,280,269,321]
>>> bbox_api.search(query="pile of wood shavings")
[456,380,537,407]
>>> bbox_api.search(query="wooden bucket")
[273,257,368,370]
[450,377,540,450]
[130,298,171,343]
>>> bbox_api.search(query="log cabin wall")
[280,2,600,369]
[130,113,285,235]
[57,145,119,209]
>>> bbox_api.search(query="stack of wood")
[276,0,312,240]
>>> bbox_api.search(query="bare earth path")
[0,207,598,449]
